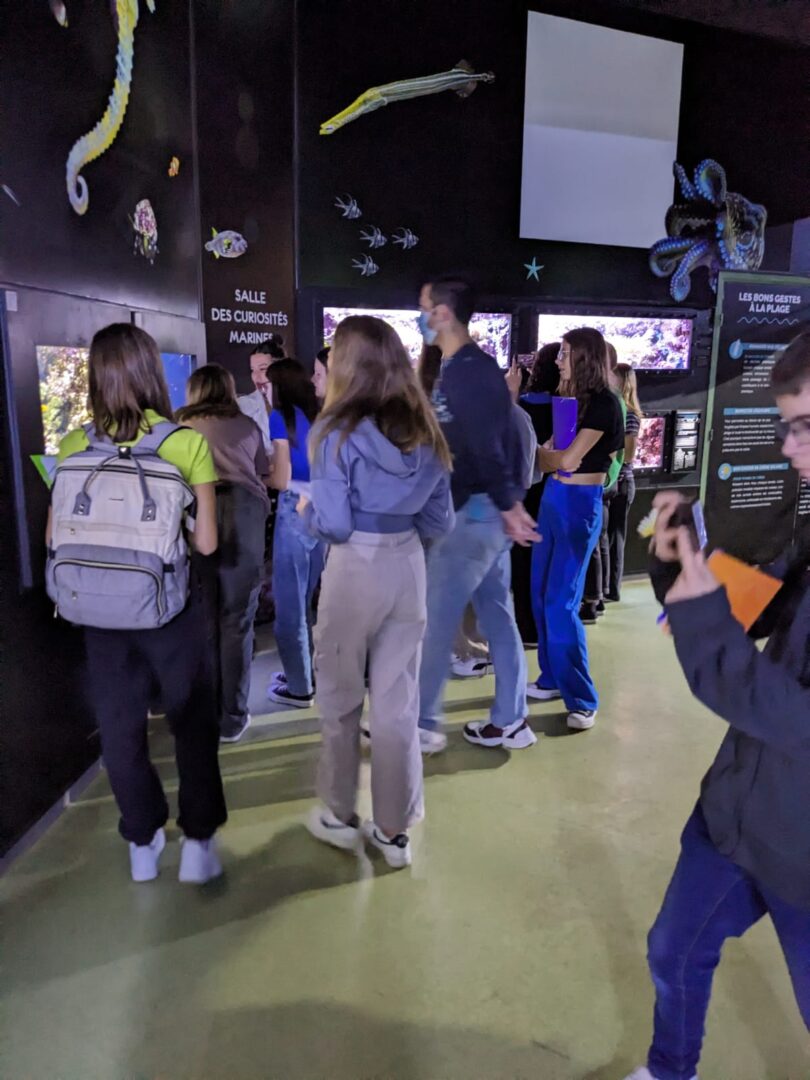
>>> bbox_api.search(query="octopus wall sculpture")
[649,160,767,302]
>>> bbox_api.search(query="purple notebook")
[552,396,578,451]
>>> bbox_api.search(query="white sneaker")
[451,654,493,678]
[621,1069,696,1080]
[129,828,166,883]
[526,684,561,701]
[178,837,223,884]
[362,821,411,869]
[307,806,361,852]
[419,727,448,754]
[463,718,537,749]
[567,709,597,730]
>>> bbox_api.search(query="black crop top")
[575,389,625,474]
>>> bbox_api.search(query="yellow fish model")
[66,0,156,215]
[320,59,495,136]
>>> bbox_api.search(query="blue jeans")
[530,477,602,712]
[272,492,326,696]
[419,495,527,731]
[646,805,810,1080]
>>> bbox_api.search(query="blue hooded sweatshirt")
[302,418,454,545]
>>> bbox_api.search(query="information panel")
[701,272,810,564]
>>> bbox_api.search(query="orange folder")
[707,551,783,631]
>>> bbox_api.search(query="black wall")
[295,0,808,307]
[196,0,297,394]
[0,0,200,318]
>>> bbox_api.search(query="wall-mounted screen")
[536,312,692,371]
[161,353,196,413]
[636,414,669,473]
[520,12,683,248]
[36,346,196,454]
[672,410,701,472]
[322,308,512,368]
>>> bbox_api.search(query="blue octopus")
[649,160,767,302]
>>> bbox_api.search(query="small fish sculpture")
[131,198,158,263]
[649,159,767,301]
[321,60,495,136]
[360,225,388,249]
[335,194,362,219]
[352,254,379,277]
[167,155,180,178]
[205,227,248,259]
[393,228,419,250]
[49,0,68,26]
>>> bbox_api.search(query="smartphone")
[670,499,708,551]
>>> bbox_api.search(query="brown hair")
[614,363,643,418]
[561,327,610,411]
[176,364,240,422]
[88,323,173,442]
[311,315,452,470]
[528,342,560,394]
[771,330,810,396]
[418,343,443,397]
[266,357,319,444]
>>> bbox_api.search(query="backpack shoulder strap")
[82,423,117,455]
[131,421,182,456]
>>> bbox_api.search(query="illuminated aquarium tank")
[36,346,92,455]
[323,308,512,368]
[536,313,692,371]
[36,346,195,454]
[636,415,668,471]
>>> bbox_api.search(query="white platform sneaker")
[129,828,166,883]
[178,837,223,884]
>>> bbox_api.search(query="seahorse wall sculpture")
[65,0,156,215]
[649,159,767,302]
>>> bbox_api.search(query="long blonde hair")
[614,363,643,418]
[310,315,452,470]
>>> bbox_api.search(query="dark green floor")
[1,582,808,1079]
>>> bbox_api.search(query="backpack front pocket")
[47,543,184,630]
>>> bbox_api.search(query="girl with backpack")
[48,324,227,884]
[177,364,271,744]
[301,315,453,869]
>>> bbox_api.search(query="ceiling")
[614,0,810,46]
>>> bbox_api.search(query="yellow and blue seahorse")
[320,60,495,136]
[65,0,156,215]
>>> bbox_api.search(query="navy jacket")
[666,556,810,910]
[432,343,522,512]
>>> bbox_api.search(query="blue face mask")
[418,310,438,345]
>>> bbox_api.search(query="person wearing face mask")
[416,275,540,754]
[237,334,286,451]
[623,329,810,1080]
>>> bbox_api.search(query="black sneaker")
[580,602,598,625]
[596,600,606,617]
[220,714,251,743]
[267,685,314,709]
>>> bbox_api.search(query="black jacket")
[665,557,810,910]
[432,344,522,512]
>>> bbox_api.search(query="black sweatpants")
[84,591,227,846]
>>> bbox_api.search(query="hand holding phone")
[670,500,708,553]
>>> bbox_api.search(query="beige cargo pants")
[313,530,426,837]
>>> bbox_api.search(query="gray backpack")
[46,422,196,630]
